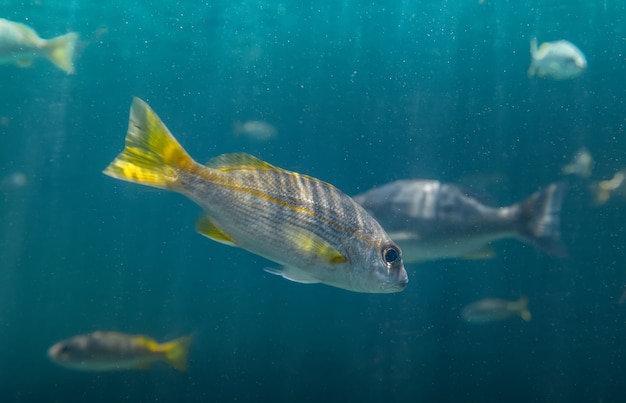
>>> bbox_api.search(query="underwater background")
[1,0,625,401]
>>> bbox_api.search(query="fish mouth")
[47,344,61,360]
[384,276,408,292]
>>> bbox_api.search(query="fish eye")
[59,345,72,354]
[382,244,401,267]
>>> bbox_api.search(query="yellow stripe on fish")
[104,98,407,293]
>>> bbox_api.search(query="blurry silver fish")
[561,147,593,178]
[0,18,78,74]
[353,180,567,263]
[234,120,277,140]
[103,98,407,293]
[528,38,587,80]
[461,297,531,324]
[48,331,192,372]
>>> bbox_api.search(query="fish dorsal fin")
[264,267,321,284]
[195,216,238,246]
[205,153,276,171]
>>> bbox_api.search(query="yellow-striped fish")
[47,331,192,372]
[103,98,407,293]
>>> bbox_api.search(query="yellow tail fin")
[103,97,195,190]
[161,335,193,372]
[43,32,79,74]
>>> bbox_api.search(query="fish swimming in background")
[562,147,593,179]
[234,120,277,140]
[528,38,587,80]
[48,331,192,372]
[0,18,79,74]
[461,297,531,324]
[353,180,567,263]
[104,98,407,294]
[591,169,626,205]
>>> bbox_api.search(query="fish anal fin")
[461,246,496,260]
[264,267,321,284]
[195,216,237,246]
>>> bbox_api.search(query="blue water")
[1,1,625,401]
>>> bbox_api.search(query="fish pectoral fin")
[288,228,347,265]
[205,153,276,171]
[264,267,321,284]
[460,246,496,260]
[16,58,33,67]
[195,216,238,246]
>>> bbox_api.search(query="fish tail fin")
[161,335,193,371]
[103,97,196,190]
[517,296,532,321]
[43,32,79,74]
[516,182,568,257]
[530,37,538,55]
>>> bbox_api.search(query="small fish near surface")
[104,98,407,294]
[48,331,193,372]
[0,18,79,74]
[528,38,587,80]
[461,297,531,324]
[234,120,277,141]
[353,180,567,263]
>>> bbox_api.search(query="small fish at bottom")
[48,331,193,372]
[461,297,531,324]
